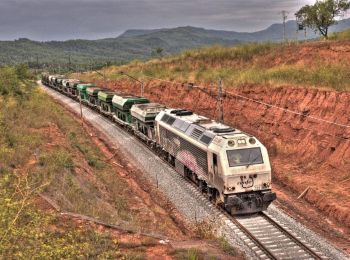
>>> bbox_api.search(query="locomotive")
[41,74,276,214]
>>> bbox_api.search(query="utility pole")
[281,10,288,42]
[79,96,84,126]
[68,55,72,71]
[141,81,144,96]
[120,71,145,97]
[36,55,39,69]
[217,78,224,124]
[103,63,107,89]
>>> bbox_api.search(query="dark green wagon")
[112,95,149,124]
[98,90,120,115]
[77,83,96,102]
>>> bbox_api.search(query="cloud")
[0,0,321,40]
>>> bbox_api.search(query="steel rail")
[260,212,323,260]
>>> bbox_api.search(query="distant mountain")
[0,18,349,66]
[119,29,162,38]
[121,18,350,42]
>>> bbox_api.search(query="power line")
[225,91,350,129]
[136,74,350,130]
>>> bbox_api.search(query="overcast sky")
[1,0,347,41]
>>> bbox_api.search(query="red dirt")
[101,79,350,253]
[258,41,350,67]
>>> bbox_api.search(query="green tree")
[156,47,163,57]
[295,0,350,39]
[15,64,32,80]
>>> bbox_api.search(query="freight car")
[131,103,167,141]
[86,87,103,107]
[77,83,96,104]
[112,94,149,125]
[98,90,120,118]
[67,80,81,97]
[41,74,276,214]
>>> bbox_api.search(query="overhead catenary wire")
[136,73,350,130]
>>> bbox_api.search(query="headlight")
[228,140,235,147]
[249,138,256,144]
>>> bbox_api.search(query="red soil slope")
[105,80,350,232]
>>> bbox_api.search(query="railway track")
[42,84,342,260]
[233,212,324,259]
[176,172,325,259]
[136,129,325,259]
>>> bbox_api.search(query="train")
[41,74,276,215]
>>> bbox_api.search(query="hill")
[0,18,349,66]
[82,40,350,92]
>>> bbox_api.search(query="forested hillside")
[1,18,349,67]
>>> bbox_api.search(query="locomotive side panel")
[158,125,209,181]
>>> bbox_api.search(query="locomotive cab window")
[226,148,263,167]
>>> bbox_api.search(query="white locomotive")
[154,109,276,214]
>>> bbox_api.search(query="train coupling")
[225,190,276,215]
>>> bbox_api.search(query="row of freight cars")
[41,74,276,215]
[42,75,159,139]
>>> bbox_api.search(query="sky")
[0,0,347,41]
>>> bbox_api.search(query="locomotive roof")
[158,109,246,146]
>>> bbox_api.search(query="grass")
[329,28,350,40]
[77,39,350,91]
[0,66,147,258]
[170,248,204,260]
[218,236,240,256]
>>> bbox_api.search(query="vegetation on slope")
[0,66,175,258]
[79,40,350,91]
[330,28,350,40]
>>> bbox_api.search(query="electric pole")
[120,71,145,97]
[36,55,39,69]
[281,10,288,42]
[217,78,224,124]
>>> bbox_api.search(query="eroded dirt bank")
[103,79,350,247]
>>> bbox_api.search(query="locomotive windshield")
[227,148,263,167]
